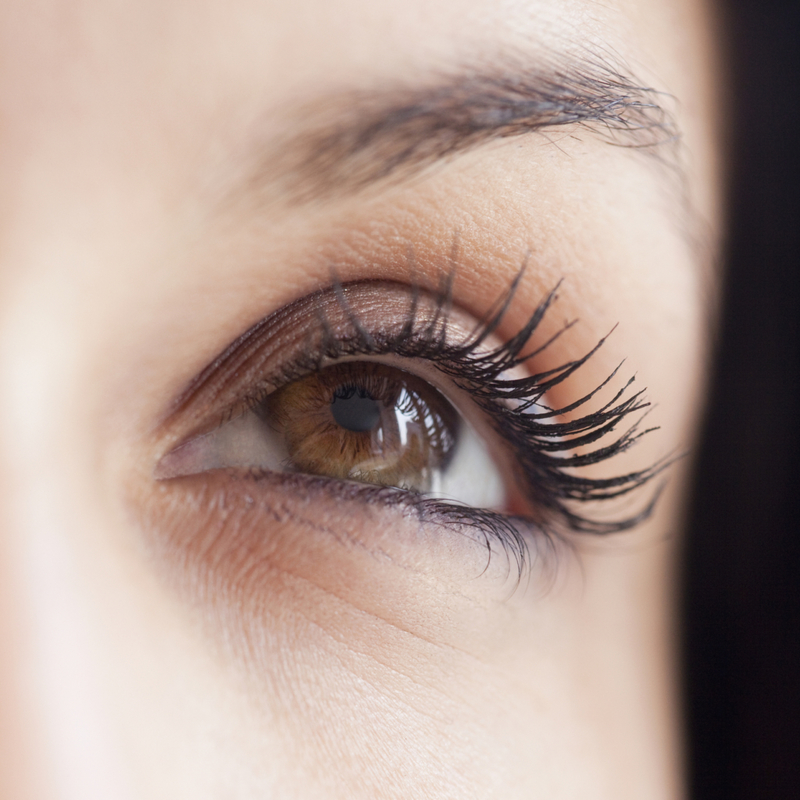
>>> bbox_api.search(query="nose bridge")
[0,271,49,798]
[0,500,43,800]
[0,298,130,800]
[0,511,122,800]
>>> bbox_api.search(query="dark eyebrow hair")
[250,52,681,203]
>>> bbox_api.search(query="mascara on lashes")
[157,275,668,564]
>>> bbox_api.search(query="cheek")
[131,470,596,795]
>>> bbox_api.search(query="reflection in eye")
[159,360,506,509]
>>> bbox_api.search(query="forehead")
[0,0,668,81]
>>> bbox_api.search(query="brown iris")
[260,362,459,492]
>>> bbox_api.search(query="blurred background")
[683,0,800,797]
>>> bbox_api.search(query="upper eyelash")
[233,268,669,570]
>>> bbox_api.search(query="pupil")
[331,386,381,433]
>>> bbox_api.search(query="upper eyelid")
[158,280,497,434]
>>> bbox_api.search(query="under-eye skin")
[157,274,667,569]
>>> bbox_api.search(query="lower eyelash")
[236,269,669,565]
[226,468,544,579]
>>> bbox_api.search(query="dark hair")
[683,1,800,797]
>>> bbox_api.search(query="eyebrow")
[249,52,681,204]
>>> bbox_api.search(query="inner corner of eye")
[154,361,507,512]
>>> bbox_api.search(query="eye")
[156,277,665,558]
[158,359,507,510]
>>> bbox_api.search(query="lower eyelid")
[129,474,553,674]
[134,473,557,682]
[140,469,543,602]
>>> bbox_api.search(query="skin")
[0,0,720,798]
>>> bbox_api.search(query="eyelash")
[229,270,668,572]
